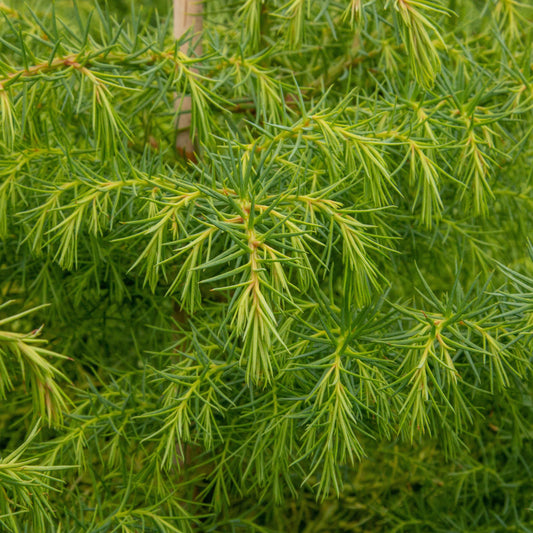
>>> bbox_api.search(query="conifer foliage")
[0,0,532,531]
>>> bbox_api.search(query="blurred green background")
[4,0,172,18]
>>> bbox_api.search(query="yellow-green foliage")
[0,0,531,531]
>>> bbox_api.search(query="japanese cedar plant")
[0,0,532,531]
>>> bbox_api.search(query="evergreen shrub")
[0,0,532,531]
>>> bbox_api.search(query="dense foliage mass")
[0,0,532,531]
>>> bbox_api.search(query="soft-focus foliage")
[0,0,531,531]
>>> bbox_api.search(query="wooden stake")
[174,0,203,159]
[173,2,204,476]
